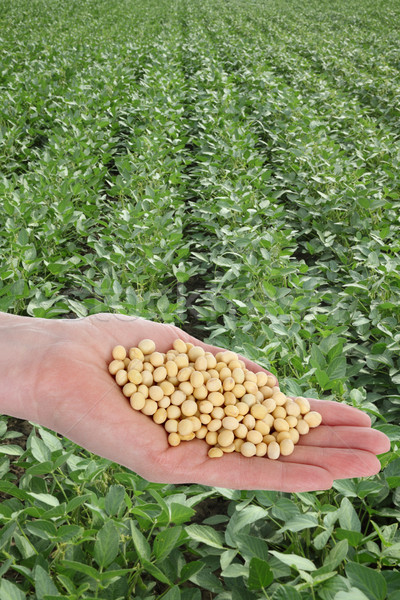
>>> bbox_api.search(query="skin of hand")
[0,312,391,492]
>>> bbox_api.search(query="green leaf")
[26,520,57,540]
[62,560,100,580]
[153,526,182,561]
[272,585,302,600]
[383,457,400,488]
[326,355,347,379]
[65,493,92,514]
[279,513,319,533]
[0,522,17,550]
[310,344,326,369]
[176,270,190,283]
[323,539,349,570]
[332,479,358,497]
[220,549,237,571]
[0,580,26,600]
[38,428,63,452]
[94,520,119,568]
[0,480,28,501]
[142,559,171,585]
[55,525,83,542]
[148,488,170,519]
[382,542,400,560]
[34,565,59,600]
[14,533,37,558]
[130,520,151,561]
[271,498,300,521]
[0,444,24,456]
[67,299,87,318]
[311,571,337,585]
[189,569,224,593]
[235,534,269,561]
[375,424,400,442]
[0,559,12,579]
[248,557,273,590]
[220,562,249,578]
[335,590,370,600]
[180,561,204,583]
[315,369,331,389]
[26,493,60,507]
[313,528,333,550]
[30,436,52,463]
[229,505,269,536]
[169,502,196,524]
[345,562,387,600]
[104,484,126,516]
[334,529,365,547]
[263,282,277,298]
[269,551,316,572]
[339,498,361,532]
[157,294,169,312]
[185,524,225,549]
[163,585,181,600]
[26,461,54,475]
[99,567,133,581]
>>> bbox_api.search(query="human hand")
[6,313,390,492]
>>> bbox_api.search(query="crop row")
[1,0,399,408]
[1,1,400,599]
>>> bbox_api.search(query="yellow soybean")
[296,419,310,435]
[250,404,268,420]
[246,430,263,445]
[153,366,167,382]
[304,411,322,428]
[217,429,235,447]
[141,400,158,416]
[267,441,280,460]
[129,347,144,361]
[280,438,295,456]
[208,447,224,458]
[109,360,125,375]
[130,392,146,411]
[178,419,194,436]
[168,432,181,446]
[115,369,128,386]
[241,442,257,457]
[153,408,167,424]
[181,399,198,417]
[110,338,323,459]
[190,371,204,388]
[112,345,126,361]
[173,339,187,353]
[165,419,178,433]
[122,382,137,397]
[149,385,163,402]
[128,370,142,385]
[138,339,156,355]
[222,416,240,431]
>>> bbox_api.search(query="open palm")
[36,313,390,493]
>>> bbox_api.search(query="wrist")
[0,313,63,422]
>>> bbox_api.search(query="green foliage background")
[0,0,399,598]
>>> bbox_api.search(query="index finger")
[307,398,372,427]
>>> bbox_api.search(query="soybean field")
[1,0,400,598]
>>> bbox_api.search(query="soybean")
[208,447,224,458]
[112,345,127,361]
[241,441,257,457]
[130,392,146,411]
[110,341,323,461]
[138,339,156,355]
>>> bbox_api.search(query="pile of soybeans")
[108,338,322,459]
